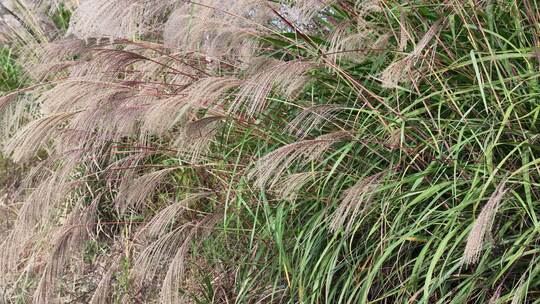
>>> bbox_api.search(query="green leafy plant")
[0,1,539,303]
[0,47,24,93]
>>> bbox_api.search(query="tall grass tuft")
[0,0,539,303]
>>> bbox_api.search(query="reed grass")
[0,0,539,303]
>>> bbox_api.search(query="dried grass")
[330,173,383,232]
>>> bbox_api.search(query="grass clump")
[0,47,25,93]
[0,0,539,303]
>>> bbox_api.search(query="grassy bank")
[0,1,539,303]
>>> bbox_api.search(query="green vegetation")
[0,1,539,303]
[0,46,24,207]
[50,4,71,31]
[0,47,24,93]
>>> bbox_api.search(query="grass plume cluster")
[0,0,539,303]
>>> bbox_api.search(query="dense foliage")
[0,0,539,303]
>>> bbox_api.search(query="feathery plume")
[116,167,177,213]
[280,0,335,26]
[141,192,212,240]
[330,173,383,232]
[68,0,176,40]
[232,59,313,116]
[73,48,149,80]
[163,0,271,59]
[141,77,240,136]
[286,104,347,138]
[249,131,351,189]
[380,19,442,88]
[133,226,188,289]
[89,255,121,304]
[132,193,212,293]
[33,197,99,303]
[4,111,77,163]
[510,272,527,304]
[325,17,378,64]
[176,116,224,161]
[272,171,317,201]
[160,227,198,304]
[0,95,32,139]
[463,180,507,265]
[20,38,99,80]
[160,211,221,304]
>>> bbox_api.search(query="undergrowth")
[0,47,24,93]
[0,0,539,303]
